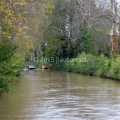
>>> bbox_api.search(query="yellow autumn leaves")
[0,0,26,38]
[0,0,54,56]
[0,0,33,55]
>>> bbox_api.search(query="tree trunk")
[109,0,119,54]
[113,33,119,54]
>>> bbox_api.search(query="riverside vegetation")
[0,39,24,93]
[61,53,120,80]
[35,52,120,81]
[1,0,120,93]
[0,0,53,93]
[34,0,120,81]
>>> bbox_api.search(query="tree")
[42,0,112,57]
[0,0,27,92]
[23,0,54,59]
[109,0,119,54]
[0,0,27,39]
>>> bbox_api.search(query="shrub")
[34,59,44,68]
[95,54,109,77]
[77,53,100,75]
[34,58,50,69]
[0,53,24,77]
[107,56,120,80]
[50,52,120,80]
[0,75,9,93]
[64,59,76,72]
[63,52,100,75]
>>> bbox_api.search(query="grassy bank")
[34,52,120,80]
[58,53,120,80]
[35,53,120,81]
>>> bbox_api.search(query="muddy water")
[0,70,120,120]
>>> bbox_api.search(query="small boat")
[42,64,49,69]
[25,65,36,70]
[28,65,36,70]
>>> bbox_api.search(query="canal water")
[0,70,120,120]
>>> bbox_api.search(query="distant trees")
[40,0,108,59]
[22,0,54,59]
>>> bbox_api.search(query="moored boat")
[42,64,49,69]
[28,65,36,70]
[25,65,36,70]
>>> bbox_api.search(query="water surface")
[0,70,120,120]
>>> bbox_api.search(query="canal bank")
[47,53,120,81]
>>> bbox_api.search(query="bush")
[77,53,100,75]
[0,39,17,62]
[107,56,120,80]
[34,59,44,68]
[0,75,9,93]
[95,54,109,77]
[61,52,100,75]
[34,58,49,69]
[0,39,18,92]
[47,52,120,80]
[64,59,76,72]
[0,53,24,77]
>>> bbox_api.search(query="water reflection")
[0,70,120,120]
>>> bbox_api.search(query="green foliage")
[73,23,92,56]
[106,56,120,80]
[45,38,59,56]
[51,52,120,80]
[0,40,17,62]
[0,39,24,93]
[77,53,99,74]
[95,54,109,77]
[43,19,93,60]
[83,34,91,54]
[34,59,44,68]
[61,52,99,75]
[34,56,51,68]
[45,36,60,57]
[64,60,75,72]
[0,76,9,93]
[8,53,24,77]
[44,35,68,59]
[0,53,24,77]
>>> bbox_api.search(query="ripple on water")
[1,71,120,120]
